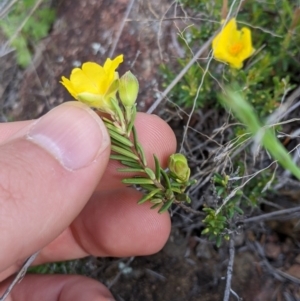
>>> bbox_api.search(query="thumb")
[0,102,110,272]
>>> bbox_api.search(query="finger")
[35,188,171,263]
[0,274,114,301]
[0,113,177,190]
[0,120,29,142]
[0,102,111,273]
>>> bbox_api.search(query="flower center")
[229,42,243,56]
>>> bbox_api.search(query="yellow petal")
[103,55,124,90]
[70,68,100,94]
[103,54,124,72]
[212,18,237,49]
[238,28,255,60]
[81,62,105,81]
[60,76,78,99]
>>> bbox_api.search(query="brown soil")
[1,1,300,300]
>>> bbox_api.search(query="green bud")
[118,71,139,107]
[168,153,191,183]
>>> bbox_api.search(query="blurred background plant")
[162,0,299,115]
[161,0,300,246]
[0,0,55,67]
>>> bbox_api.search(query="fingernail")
[27,102,110,170]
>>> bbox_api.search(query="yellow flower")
[61,55,123,110]
[212,18,254,69]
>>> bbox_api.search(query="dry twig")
[0,252,39,301]
[223,237,236,301]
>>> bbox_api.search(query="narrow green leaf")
[108,129,133,147]
[104,121,124,134]
[160,168,172,190]
[110,98,125,125]
[201,228,210,235]
[185,196,192,203]
[103,117,114,125]
[122,178,154,185]
[121,160,142,168]
[153,154,161,181]
[158,199,174,213]
[137,143,147,166]
[139,184,156,191]
[137,188,162,204]
[132,126,139,149]
[150,203,161,210]
[144,167,156,180]
[111,145,139,161]
[150,198,163,204]
[170,182,184,188]
[127,106,137,136]
[221,87,300,181]
[111,138,132,150]
[234,206,244,215]
[217,187,225,196]
[118,167,144,173]
[110,154,136,162]
[171,187,182,194]
[216,236,222,248]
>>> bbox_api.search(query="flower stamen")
[229,42,243,56]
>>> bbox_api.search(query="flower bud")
[168,153,191,183]
[118,71,139,107]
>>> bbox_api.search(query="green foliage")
[161,0,300,117]
[107,100,196,213]
[201,173,243,247]
[0,0,56,67]
[163,1,300,246]
[201,168,275,246]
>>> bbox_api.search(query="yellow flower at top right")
[212,18,255,69]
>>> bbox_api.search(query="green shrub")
[0,0,56,67]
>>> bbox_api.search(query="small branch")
[146,35,215,114]
[107,257,135,289]
[243,205,300,224]
[0,0,18,18]
[254,241,300,285]
[174,201,204,216]
[0,252,39,301]
[109,0,135,57]
[223,237,235,301]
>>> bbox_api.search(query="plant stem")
[223,237,235,301]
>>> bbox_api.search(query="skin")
[0,102,176,301]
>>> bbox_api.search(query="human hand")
[0,102,176,300]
